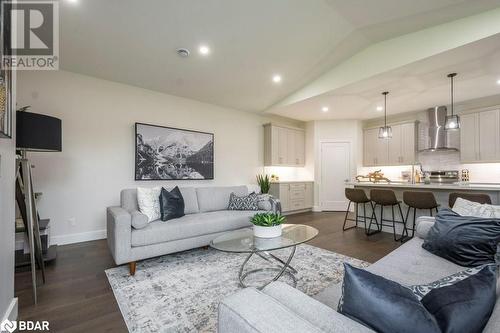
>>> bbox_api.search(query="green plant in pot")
[251,212,286,238]
[256,174,270,194]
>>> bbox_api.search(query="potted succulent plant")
[251,212,286,238]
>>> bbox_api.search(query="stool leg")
[391,205,398,241]
[363,203,368,233]
[411,207,417,238]
[366,203,381,236]
[355,203,359,227]
[342,201,353,231]
[430,208,433,217]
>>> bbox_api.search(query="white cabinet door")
[400,122,416,164]
[286,129,296,165]
[279,184,290,211]
[295,130,305,165]
[277,127,288,165]
[364,128,378,166]
[460,113,479,162]
[388,124,402,165]
[374,135,389,166]
[478,109,500,161]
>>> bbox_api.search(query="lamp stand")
[16,151,46,304]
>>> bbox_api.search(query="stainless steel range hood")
[419,106,459,152]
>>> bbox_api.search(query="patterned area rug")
[105,244,369,333]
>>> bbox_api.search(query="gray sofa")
[107,185,277,275]
[218,217,500,333]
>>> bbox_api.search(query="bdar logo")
[0,319,17,333]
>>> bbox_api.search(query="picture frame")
[135,122,214,180]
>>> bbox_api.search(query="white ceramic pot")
[253,225,282,238]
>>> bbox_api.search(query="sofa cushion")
[338,264,441,333]
[131,210,149,229]
[196,186,248,212]
[159,186,185,221]
[422,209,500,267]
[121,188,139,211]
[228,192,259,211]
[131,210,259,247]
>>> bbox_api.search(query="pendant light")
[445,73,460,130]
[378,91,392,139]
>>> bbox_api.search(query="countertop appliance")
[419,106,460,152]
[428,170,459,184]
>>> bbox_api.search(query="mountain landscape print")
[135,123,214,180]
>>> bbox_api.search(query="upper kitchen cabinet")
[460,109,500,163]
[363,122,416,166]
[264,124,305,166]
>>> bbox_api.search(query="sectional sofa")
[218,217,500,333]
[106,185,278,275]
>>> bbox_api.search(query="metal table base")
[238,246,297,290]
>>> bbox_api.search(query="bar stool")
[449,192,492,207]
[402,191,439,239]
[368,189,405,241]
[343,188,378,235]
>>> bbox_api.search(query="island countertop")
[346,181,500,191]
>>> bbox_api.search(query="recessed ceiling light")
[497,79,500,85]
[321,106,329,112]
[199,45,210,55]
[376,106,383,111]
[66,0,78,3]
[272,75,282,83]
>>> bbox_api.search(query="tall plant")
[256,174,270,194]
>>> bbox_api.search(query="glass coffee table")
[210,224,318,290]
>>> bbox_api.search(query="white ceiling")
[270,33,500,121]
[59,0,500,112]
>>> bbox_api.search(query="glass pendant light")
[378,91,392,139]
[445,73,460,130]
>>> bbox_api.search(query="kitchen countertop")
[346,181,500,191]
[270,180,314,184]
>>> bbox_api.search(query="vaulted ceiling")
[60,0,500,114]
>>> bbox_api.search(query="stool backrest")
[370,189,398,205]
[345,188,369,203]
[403,191,438,209]
[449,192,492,208]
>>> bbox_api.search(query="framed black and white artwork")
[135,123,214,180]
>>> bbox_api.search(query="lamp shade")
[16,111,62,152]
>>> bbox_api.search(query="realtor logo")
[0,319,17,333]
[2,0,59,70]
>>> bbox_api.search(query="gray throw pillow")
[228,192,259,211]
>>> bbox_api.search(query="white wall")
[306,120,363,210]
[0,74,17,321]
[16,70,302,245]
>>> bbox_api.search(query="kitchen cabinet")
[264,124,305,166]
[363,122,415,166]
[460,109,500,163]
[269,181,313,214]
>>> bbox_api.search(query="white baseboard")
[312,206,322,212]
[1,298,18,322]
[51,229,107,246]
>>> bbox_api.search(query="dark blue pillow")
[338,264,441,333]
[338,264,497,333]
[422,208,500,267]
[159,186,185,221]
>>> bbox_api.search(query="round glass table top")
[210,224,318,253]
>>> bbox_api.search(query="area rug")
[105,244,369,333]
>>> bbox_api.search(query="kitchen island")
[344,181,500,234]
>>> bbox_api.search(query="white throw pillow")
[137,187,162,222]
[452,197,500,218]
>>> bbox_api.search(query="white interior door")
[320,141,351,211]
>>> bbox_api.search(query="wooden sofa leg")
[129,262,136,276]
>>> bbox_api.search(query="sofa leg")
[129,262,136,276]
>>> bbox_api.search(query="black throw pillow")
[339,264,497,333]
[159,186,185,221]
[422,208,500,267]
[338,264,441,333]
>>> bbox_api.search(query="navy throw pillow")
[422,208,500,267]
[339,264,497,333]
[159,186,185,221]
[338,264,441,333]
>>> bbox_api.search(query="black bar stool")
[449,192,492,207]
[402,191,439,240]
[368,189,405,241]
[343,188,378,235]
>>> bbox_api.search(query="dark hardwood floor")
[15,211,401,332]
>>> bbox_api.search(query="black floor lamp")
[16,108,62,304]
